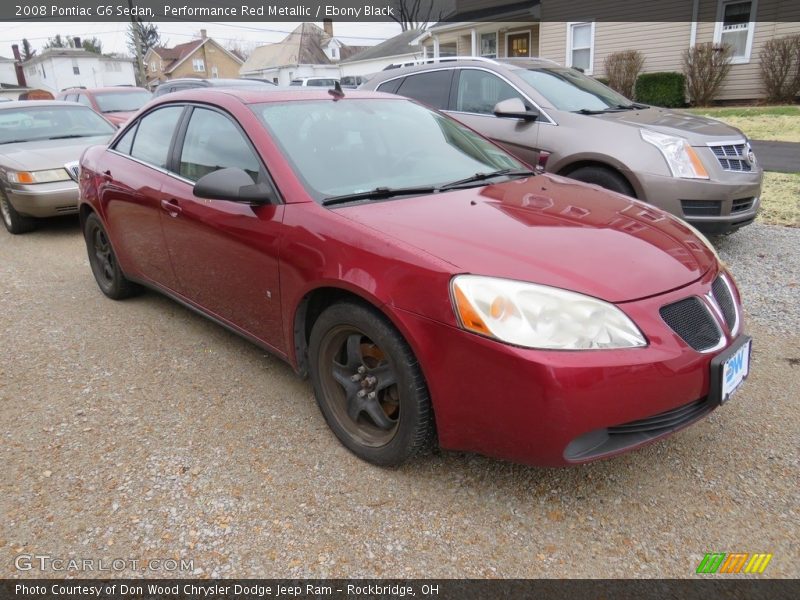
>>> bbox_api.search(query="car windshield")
[94,90,152,113]
[252,98,524,201]
[517,67,635,112]
[0,106,115,144]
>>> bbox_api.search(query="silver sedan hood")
[0,136,112,172]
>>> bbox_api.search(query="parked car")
[78,88,750,467]
[361,58,763,234]
[289,77,340,87]
[0,101,116,234]
[57,86,153,126]
[153,78,275,97]
[340,76,366,89]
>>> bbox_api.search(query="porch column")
[433,35,440,59]
[471,29,477,56]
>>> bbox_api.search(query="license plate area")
[709,335,751,405]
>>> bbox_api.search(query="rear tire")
[565,165,635,197]
[83,212,140,299]
[308,301,435,466]
[0,187,36,234]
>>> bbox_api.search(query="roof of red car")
[152,87,391,106]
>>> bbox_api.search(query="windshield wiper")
[322,185,438,207]
[575,107,626,115]
[439,168,536,190]
[48,134,90,140]
[613,102,649,110]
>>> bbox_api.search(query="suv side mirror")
[493,98,540,121]
[193,168,273,204]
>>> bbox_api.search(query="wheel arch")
[554,158,642,199]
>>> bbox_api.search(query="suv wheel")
[566,166,634,198]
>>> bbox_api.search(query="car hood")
[103,111,136,125]
[596,107,746,144]
[0,135,112,171]
[336,174,717,304]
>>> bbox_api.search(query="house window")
[192,58,205,72]
[507,31,531,58]
[567,22,595,73]
[150,61,157,72]
[72,59,80,75]
[480,32,497,58]
[715,0,756,63]
[331,47,338,59]
[211,66,219,78]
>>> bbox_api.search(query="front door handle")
[160,198,182,217]
[101,170,113,182]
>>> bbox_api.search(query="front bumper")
[391,267,743,467]
[5,181,79,218]
[630,170,762,235]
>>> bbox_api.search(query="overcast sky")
[0,21,405,57]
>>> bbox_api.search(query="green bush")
[634,72,686,107]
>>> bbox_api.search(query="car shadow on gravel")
[21,215,82,238]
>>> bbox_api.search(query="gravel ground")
[1,219,798,579]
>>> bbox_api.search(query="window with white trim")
[567,22,594,73]
[150,61,157,72]
[71,59,80,75]
[480,32,497,58]
[192,58,205,72]
[211,65,219,78]
[715,0,756,62]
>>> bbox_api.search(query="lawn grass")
[759,171,800,227]
[685,105,800,142]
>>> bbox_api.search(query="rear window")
[94,90,152,113]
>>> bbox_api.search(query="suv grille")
[711,276,737,330]
[709,143,752,172]
[681,200,721,217]
[659,297,721,351]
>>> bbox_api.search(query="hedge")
[634,72,686,107]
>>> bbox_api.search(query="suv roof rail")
[384,55,563,69]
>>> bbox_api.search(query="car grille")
[708,142,752,172]
[681,200,721,217]
[711,276,737,330]
[64,161,80,183]
[659,296,721,351]
[731,197,754,213]
[563,396,715,461]
[607,397,714,436]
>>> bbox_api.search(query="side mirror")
[493,98,540,121]
[193,167,272,204]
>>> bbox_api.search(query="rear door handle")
[160,198,182,217]
[101,170,113,182]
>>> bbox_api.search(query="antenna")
[328,81,345,100]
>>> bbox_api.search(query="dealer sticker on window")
[721,338,751,403]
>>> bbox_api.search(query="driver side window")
[455,70,525,115]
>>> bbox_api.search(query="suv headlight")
[451,275,647,350]
[641,129,709,179]
[6,168,71,184]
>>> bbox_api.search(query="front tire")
[0,187,36,234]
[308,301,435,466]
[83,212,140,299]
[565,165,635,197]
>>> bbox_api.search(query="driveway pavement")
[751,140,800,173]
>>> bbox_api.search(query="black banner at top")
[3,0,800,22]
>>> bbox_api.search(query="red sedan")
[78,88,751,467]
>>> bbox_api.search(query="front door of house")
[507,32,531,57]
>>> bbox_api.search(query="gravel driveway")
[1,219,798,579]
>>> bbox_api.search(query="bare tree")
[21,39,35,60]
[389,0,447,31]
[760,35,800,103]
[127,19,161,86]
[604,50,645,99]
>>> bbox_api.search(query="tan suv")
[362,58,762,234]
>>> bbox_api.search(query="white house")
[0,56,18,86]
[339,29,426,77]
[22,47,136,94]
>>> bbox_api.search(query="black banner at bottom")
[2,579,799,600]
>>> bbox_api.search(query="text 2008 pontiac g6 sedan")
[78,88,751,467]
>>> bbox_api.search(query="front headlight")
[641,129,709,179]
[6,168,71,184]
[451,275,647,350]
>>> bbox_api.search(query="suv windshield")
[0,106,115,144]
[94,90,152,113]
[252,98,524,201]
[517,67,635,112]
